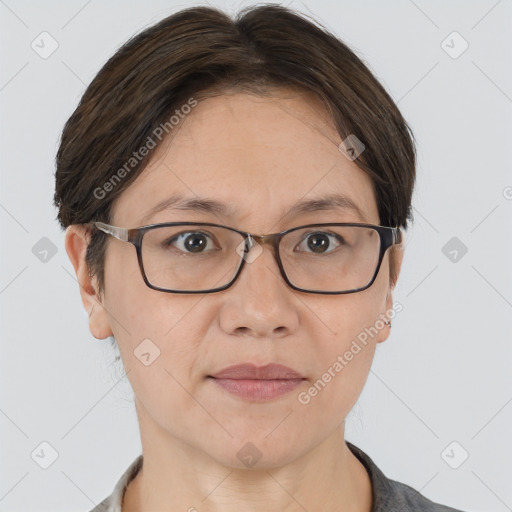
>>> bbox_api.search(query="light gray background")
[1,1,511,511]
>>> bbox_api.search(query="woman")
[54,4,465,511]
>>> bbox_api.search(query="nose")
[218,240,300,339]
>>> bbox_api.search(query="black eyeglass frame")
[86,221,402,295]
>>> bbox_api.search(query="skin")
[66,89,403,512]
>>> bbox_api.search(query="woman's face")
[74,90,402,469]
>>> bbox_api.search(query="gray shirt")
[88,441,465,511]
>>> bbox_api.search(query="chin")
[197,428,309,470]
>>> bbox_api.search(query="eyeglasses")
[87,221,402,295]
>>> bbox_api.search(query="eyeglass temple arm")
[93,222,130,242]
[394,227,403,245]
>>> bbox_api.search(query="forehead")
[112,91,379,229]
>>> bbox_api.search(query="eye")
[295,231,344,254]
[166,231,219,253]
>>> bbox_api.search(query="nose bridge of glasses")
[250,233,273,244]
[248,233,281,252]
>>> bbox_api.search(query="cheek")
[303,280,386,354]
[104,281,220,436]
[102,248,216,384]
[108,290,214,370]
[297,282,387,414]
[103,244,199,341]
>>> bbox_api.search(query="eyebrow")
[285,193,367,222]
[139,192,367,225]
[139,194,232,224]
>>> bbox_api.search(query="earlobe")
[64,225,113,340]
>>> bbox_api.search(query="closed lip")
[208,363,304,380]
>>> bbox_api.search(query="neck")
[123,404,372,512]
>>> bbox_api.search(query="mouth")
[207,363,306,402]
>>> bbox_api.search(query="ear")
[64,225,113,340]
[376,242,404,344]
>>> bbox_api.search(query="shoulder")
[346,441,466,512]
[383,477,465,511]
[86,455,143,512]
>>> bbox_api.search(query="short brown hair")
[54,4,416,296]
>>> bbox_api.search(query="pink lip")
[210,363,303,380]
[208,363,305,402]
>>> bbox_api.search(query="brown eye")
[165,231,217,253]
[296,232,343,254]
